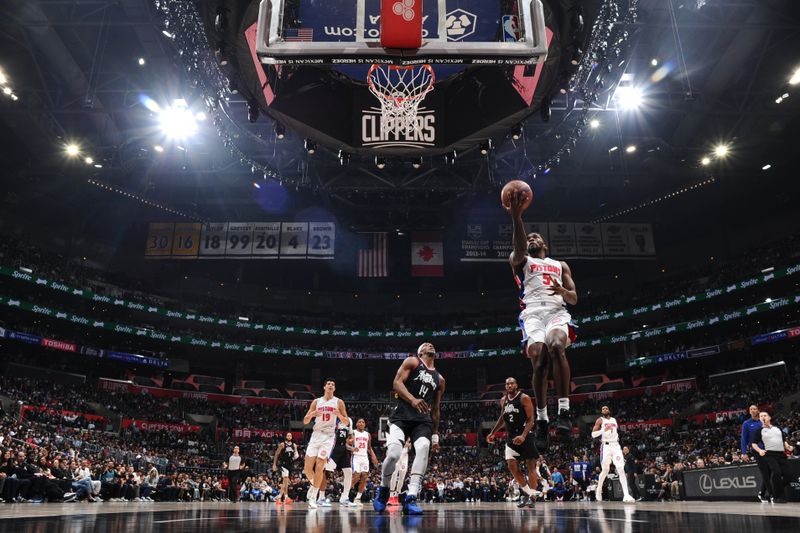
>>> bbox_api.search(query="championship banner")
[412,231,444,277]
[460,221,654,261]
[3,262,798,336]
[146,221,335,259]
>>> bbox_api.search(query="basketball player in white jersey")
[349,418,379,506]
[302,378,350,509]
[388,439,412,506]
[506,192,578,450]
[592,405,635,502]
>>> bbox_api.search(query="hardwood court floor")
[0,501,799,532]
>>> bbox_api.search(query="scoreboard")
[145,222,335,259]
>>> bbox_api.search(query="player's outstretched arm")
[302,399,319,425]
[505,190,529,270]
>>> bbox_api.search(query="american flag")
[284,28,314,42]
[358,232,389,278]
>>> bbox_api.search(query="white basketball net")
[367,64,435,136]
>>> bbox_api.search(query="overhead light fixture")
[65,143,80,157]
[713,144,730,158]
[304,139,316,155]
[375,156,386,169]
[790,66,800,86]
[2,87,11,95]
[701,156,711,166]
[765,298,772,303]
[614,85,644,110]
[412,157,423,169]
[247,99,259,123]
[589,119,600,129]
[608,146,619,152]
[84,157,94,165]
[479,140,493,156]
[762,164,771,170]
[195,112,206,121]
[94,164,103,168]
[338,150,351,166]
[137,57,146,66]
[158,100,198,139]
[651,58,658,66]
[625,145,637,153]
[0,71,6,84]
[161,30,174,39]
[154,145,164,153]
[511,124,523,140]
[274,122,285,140]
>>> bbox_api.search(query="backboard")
[255,0,548,66]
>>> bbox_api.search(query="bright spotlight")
[625,145,637,153]
[790,66,800,86]
[137,57,146,66]
[701,156,711,166]
[714,144,729,158]
[650,58,658,67]
[84,157,93,165]
[154,145,164,153]
[589,119,600,129]
[0,70,6,84]
[762,164,771,171]
[159,102,198,140]
[195,111,207,121]
[2,87,11,96]
[65,144,80,157]
[614,86,644,110]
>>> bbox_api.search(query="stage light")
[412,157,423,169]
[2,87,11,95]
[161,30,174,39]
[590,119,600,129]
[511,124,523,140]
[375,156,386,169]
[625,145,636,153]
[304,139,316,154]
[714,144,729,158]
[65,144,80,157]
[154,145,164,152]
[608,146,619,152]
[94,164,103,168]
[479,140,493,156]
[762,164,772,170]
[137,57,146,66]
[274,122,285,140]
[790,66,800,85]
[765,298,772,303]
[84,157,94,165]
[0,70,6,84]
[252,182,260,189]
[159,100,198,139]
[195,112,206,121]
[614,86,644,110]
[651,58,658,66]
[701,156,711,166]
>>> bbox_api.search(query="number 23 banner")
[145,222,335,259]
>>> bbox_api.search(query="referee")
[226,445,243,502]
[740,404,769,502]
[751,412,795,504]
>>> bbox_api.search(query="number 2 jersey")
[390,357,442,425]
[514,256,566,311]
[502,392,527,436]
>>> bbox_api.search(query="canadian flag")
[411,231,443,277]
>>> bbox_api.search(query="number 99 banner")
[145,222,335,260]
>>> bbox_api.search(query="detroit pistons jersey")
[502,392,527,436]
[514,256,565,310]
[313,396,340,433]
[353,430,370,457]
[600,417,620,444]
[391,357,441,424]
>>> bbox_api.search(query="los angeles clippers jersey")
[502,392,527,436]
[391,357,441,424]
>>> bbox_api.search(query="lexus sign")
[697,473,757,495]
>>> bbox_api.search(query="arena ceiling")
[0,0,798,229]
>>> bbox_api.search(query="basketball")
[501,180,533,211]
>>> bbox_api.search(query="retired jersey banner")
[412,232,444,277]
[459,221,655,261]
[146,221,335,260]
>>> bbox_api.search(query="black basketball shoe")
[534,419,550,452]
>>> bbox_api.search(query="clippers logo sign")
[361,108,436,149]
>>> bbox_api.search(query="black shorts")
[328,447,351,470]
[506,434,540,460]
[388,418,433,444]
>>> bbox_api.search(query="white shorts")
[280,467,290,478]
[601,442,624,466]
[519,306,572,347]
[504,445,520,461]
[306,431,335,459]
[352,455,370,474]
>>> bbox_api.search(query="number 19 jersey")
[313,396,340,433]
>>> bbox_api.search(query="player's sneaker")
[533,420,550,452]
[307,498,317,509]
[516,495,529,508]
[319,498,332,507]
[373,486,390,513]
[555,410,573,435]
[388,495,399,506]
[284,497,294,504]
[402,494,423,515]
[339,498,351,506]
[622,496,635,503]
[595,492,603,502]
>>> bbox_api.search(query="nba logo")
[381,0,423,48]
[502,15,520,42]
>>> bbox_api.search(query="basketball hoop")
[367,63,435,136]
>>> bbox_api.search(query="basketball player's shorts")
[325,447,351,472]
[352,455,370,474]
[306,431,336,459]
[386,418,433,446]
[504,434,540,461]
[519,305,574,347]
[600,441,624,465]
[279,465,291,478]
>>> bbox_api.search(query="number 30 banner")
[145,222,335,260]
